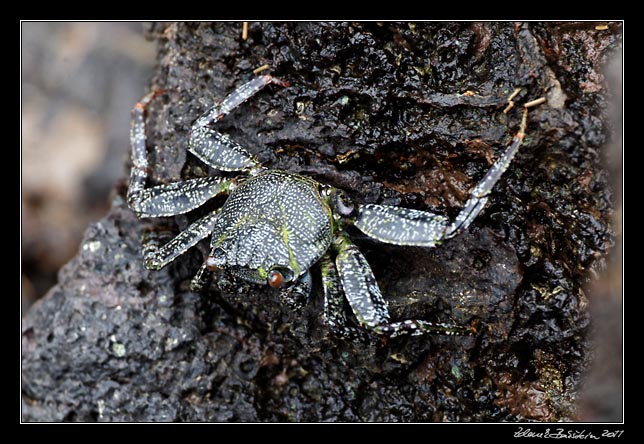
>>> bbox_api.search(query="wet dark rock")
[22,22,620,422]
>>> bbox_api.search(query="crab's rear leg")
[331,235,475,338]
[128,91,236,218]
[190,262,212,292]
[188,75,289,172]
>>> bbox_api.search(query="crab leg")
[128,90,162,202]
[128,91,236,218]
[332,234,474,338]
[443,109,529,239]
[226,75,289,118]
[190,262,212,292]
[129,176,235,218]
[371,319,476,338]
[334,236,390,328]
[354,106,534,245]
[188,75,289,172]
[320,252,371,342]
[354,205,449,247]
[143,211,219,270]
[188,129,259,172]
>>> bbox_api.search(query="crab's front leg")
[443,106,530,239]
[330,235,475,338]
[353,104,538,246]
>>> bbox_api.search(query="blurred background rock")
[578,48,623,423]
[21,22,155,313]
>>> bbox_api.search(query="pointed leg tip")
[134,89,167,111]
[265,74,290,88]
[469,319,483,334]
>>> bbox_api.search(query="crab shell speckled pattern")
[210,170,333,284]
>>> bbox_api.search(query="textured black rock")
[22,22,620,422]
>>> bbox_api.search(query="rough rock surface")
[22,22,620,422]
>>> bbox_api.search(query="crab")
[127,74,537,340]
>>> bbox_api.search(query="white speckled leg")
[334,236,390,329]
[190,262,211,292]
[129,176,234,218]
[143,211,218,270]
[188,75,289,172]
[444,133,524,239]
[371,319,475,338]
[127,90,236,218]
[331,234,475,338]
[354,205,448,247]
[354,117,527,245]
[188,128,259,172]
[320,252,372,342]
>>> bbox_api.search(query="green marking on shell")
[280,223,301,274]
[209,170,332,278]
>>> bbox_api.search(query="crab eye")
[332,190,355,217]
[267,269,284,288]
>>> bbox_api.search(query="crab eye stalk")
[331,190,356,218]
[267,269,284,288]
